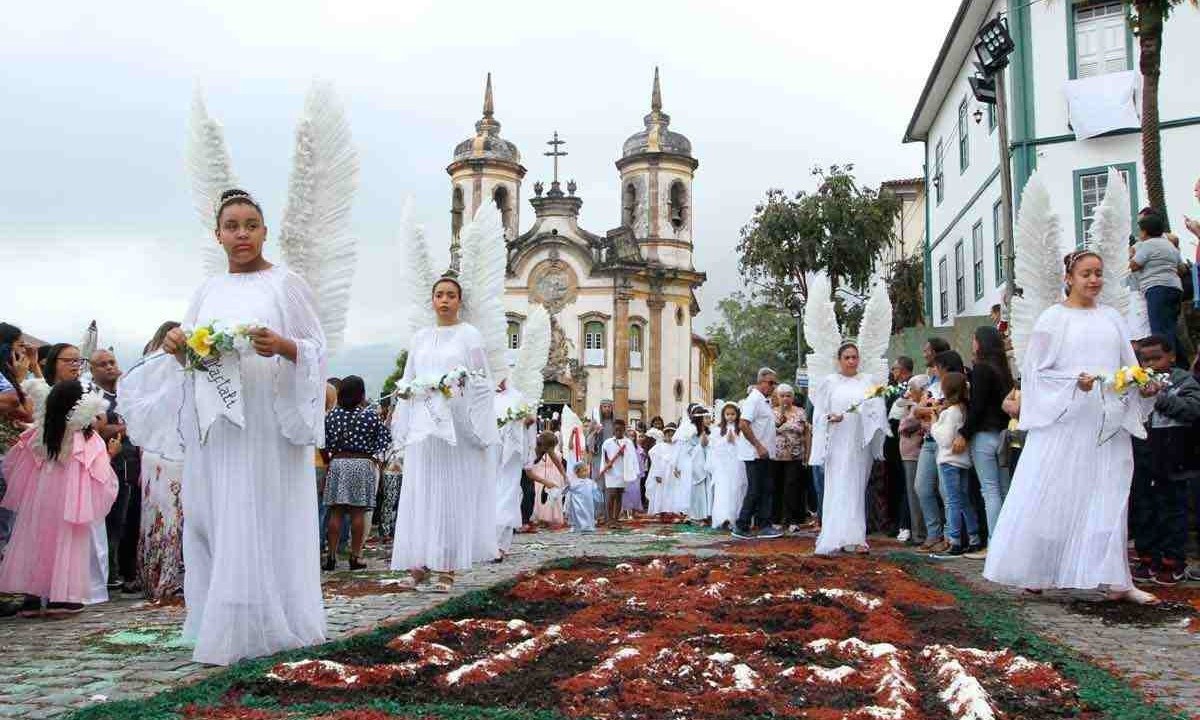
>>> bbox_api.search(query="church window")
[629,325,643,370]
[623,183,638,228]
[674,379,685,402]
[451,186,465,239]
[584,321,606,367]
[675,306,685,326]
[507,321,521,350]
[493,185,512,236]
[668,181,688,231]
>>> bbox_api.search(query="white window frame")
[938,258,949,323]
[954,240,966,314]
[584,321,606,367]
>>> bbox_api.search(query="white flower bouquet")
[394,366,487,401]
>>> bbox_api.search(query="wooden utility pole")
[995,67,1016,302]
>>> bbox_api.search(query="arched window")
[668,180,687,231]
[629,325,643,369]
[493,185,512,236]
[507,320,521,350]
[451,186,465,238]
[584,321,606,367]
[622,183,638,228]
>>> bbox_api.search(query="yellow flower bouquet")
[1099,366,1169,395]
[183,320,259,371]
[844,382,906,415]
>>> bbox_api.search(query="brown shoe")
[917,537,943,552]
[923,539,950,553]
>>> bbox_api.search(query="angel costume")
[390,323,499,570]
[646,439,677,515]
[120,267,328,665]
[493,386,535,552]
[984,305,1149,590]
[707,425,747,528]
[673,427,711,520]
[809,373,888,555]
[0,408,118,604]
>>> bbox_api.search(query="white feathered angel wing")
[803,270,839,384]
[857,268,893,382]
[1010,171,1064,371]
[511,303,551,402]
[1091,167,1142,324]
[278,80,360,356]
[187,87,238,276]
[458,204,509,385]
[398,197,437,340]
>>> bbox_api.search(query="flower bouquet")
[844,382,906,415]
[1099,366,1170,395]
[183,320,260,371]
[394,366,487,401]
[498,402,537,429]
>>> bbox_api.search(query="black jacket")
[961,362,1013,439]
[1133,368,1200,482]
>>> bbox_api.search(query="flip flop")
[1107,587,1160,606]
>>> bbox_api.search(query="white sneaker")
[896,529,911,543]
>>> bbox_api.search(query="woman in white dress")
[707,402,748,529]
[389,278,499,592]
[673,407,712,522]
[493,382,535,557]
[983,250,1158,604]
[809,343,888,555]
[120,189,327,665]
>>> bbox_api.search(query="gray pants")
[902,459,925,542]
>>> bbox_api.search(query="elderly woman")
[772,384,811,532]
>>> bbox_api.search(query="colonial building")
[879,177,927,268]
[446,70,716,422]
[905,0,1200,327]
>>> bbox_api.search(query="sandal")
[348,556,368,571]
[393,570,426,591]
[1107,587,1160,606]
[425,572,455,594]
[322,554,336,572]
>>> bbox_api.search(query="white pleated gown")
[646,442,676,515]
[706,430,747,528]
[390,324,499,573]
[810,373,888,555]
[984,304,1149,591]
[120,267,327,665]
[493,387,534,553]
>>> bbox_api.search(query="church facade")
[446,70,715,423]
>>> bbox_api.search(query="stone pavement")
[0,526,1197,719]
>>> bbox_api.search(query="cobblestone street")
[0,526,1197,719]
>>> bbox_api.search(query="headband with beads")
[1064,243,1102,273]
[215,191,261,221]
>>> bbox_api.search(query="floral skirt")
[139,451,185,602]
[323,458,378,509]
[377,471,402,538]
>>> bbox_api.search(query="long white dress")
[646,442,676,515]
[673,432,711,519]
[810,373,888,555]
[984,304,1148,591]
[493,387,534,553]
[706,428,747,528]
[390,323,499,572]
[120,266,327,665]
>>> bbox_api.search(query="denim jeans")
[939,464,981,546]
[811,465,825,521]
[902,459,924,542]
[915,439,944,540]
[970,430,1010,537]
[1145,286,1182,357]
[737,459,775,532]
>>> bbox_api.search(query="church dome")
[452,73,521,165]
[621,68,692,160]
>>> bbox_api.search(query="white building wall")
[926,0,1200,328]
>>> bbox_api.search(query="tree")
[380,350,409,397]
[1131,1,1197,226]
[737,165,901,347]
[887,255,925,333]
[705,292,798,400]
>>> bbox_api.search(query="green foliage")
[705,291,798,399]
[380,349,409,397]
[887,255,925,333]
[736,164,902,311]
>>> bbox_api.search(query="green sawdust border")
[888,552,1188,720]
[68,553,1184,720]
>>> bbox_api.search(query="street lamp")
[971,14,1018,307]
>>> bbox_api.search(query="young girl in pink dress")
[0,380,119,615]
[528,431,567,528]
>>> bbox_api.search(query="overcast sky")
[1,0,958,388]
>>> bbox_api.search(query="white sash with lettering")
[194,352,245,443]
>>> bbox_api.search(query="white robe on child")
[646,442,676,514]
[706,429,746,528]
[493,387,535,553]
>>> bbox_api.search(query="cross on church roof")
[544,131,567,186]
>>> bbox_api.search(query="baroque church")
[445,69,715,423]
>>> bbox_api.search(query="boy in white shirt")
[600,419,639,527]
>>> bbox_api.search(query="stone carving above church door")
[528,259,580,314]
